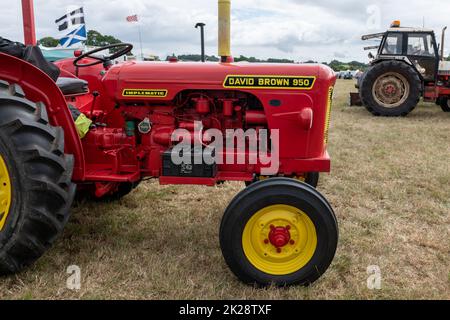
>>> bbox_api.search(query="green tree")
[327,60,368,72]
[267,58,294,63]
[38,37,59,47]
[85,30,122,47]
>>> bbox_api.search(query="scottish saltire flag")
[55,7,87,48]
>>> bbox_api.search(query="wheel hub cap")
[269,225,291,248]
[373,72,410,108]
[242,205,317,276]
[0,154,12,231]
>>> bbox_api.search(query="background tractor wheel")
[0,80,75,275]
[220,178,338,287]
[439,98,450,112]
[245,173,320,188]
[360,60,421,116]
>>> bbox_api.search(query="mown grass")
[1,80,449,300]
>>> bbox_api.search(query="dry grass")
[1,80,449,300]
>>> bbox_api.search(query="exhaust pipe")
[218,0,232,62]
[441,26,447,61]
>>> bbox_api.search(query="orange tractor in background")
[0,0,338,286]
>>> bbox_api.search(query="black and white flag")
[55,7,87,48]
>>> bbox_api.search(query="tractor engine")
[69,60,336,193]
[82,88,274,180]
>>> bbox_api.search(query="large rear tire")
[0,80,76,274]
[439,98,450,112]
[220,178,338,287]
[360,60,421,116]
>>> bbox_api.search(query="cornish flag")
[55,7,87,48]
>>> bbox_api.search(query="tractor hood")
[103,61,335,102]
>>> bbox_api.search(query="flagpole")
[138,23,143,60]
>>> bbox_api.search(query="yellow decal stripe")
[324,87,333,145]
[223,75,316,90]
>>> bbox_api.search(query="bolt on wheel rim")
[0,154,12,231]
[242,204,317,276]
[372,72,410,108]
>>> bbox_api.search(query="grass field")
[1,79,449,300]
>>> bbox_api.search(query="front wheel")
[439,98,450,112]
[220,178,338,287]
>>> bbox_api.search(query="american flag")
[126,14,138,22]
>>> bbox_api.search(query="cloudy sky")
[2,0,450,62]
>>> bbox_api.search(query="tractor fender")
[0,52,85,180]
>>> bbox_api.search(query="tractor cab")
[364,21,440,81]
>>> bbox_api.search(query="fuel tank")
[103,61,335,102]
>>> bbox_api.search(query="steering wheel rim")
[73,43,133,68]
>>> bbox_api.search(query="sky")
[2,0,450,63]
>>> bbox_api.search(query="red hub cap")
[269,225,291,248]
[384,84,396,95]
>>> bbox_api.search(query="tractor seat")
[56,77,88,95]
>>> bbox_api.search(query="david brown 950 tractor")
[352,21,450,116]
[0,0,338,286]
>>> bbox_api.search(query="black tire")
[245,173,320,188]
[220,178,338,287]
[360,60,421,116]
[0,80,76,275]
[439,98,450,112]
[305,172,320,188]
[106,181,140,200]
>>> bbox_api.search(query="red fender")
[0,52,85,180]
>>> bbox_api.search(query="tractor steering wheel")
[73,43,133,68]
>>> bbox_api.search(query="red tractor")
[0,0,338,286]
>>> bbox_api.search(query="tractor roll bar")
[21,0,37,45]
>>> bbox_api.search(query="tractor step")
[84,170,140,182]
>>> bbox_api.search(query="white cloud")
[1,0,449,62]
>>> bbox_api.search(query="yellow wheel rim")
[0,154,12,231]
[242,204,317,276]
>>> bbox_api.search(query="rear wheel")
[245,173,320,188]
[360,60,421,116]
[220,178,338,286]
[0,80,75,274]
[439,98,450,112]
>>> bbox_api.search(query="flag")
[55,7,87,48]
[126,14,138,23]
